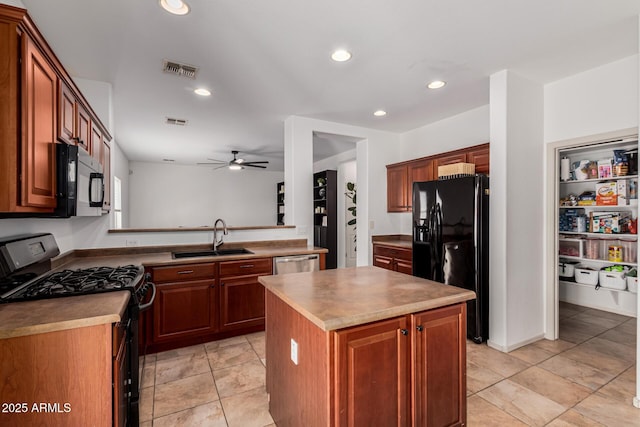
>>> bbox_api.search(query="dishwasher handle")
[275,254,319,263]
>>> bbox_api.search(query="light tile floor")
[139,302,638,426]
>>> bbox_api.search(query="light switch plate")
[290,338,298,365]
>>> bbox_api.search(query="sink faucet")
[213,218,228,251]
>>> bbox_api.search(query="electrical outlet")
[369,220,375,230]
[125,239,139,247]
[290,338,298,365]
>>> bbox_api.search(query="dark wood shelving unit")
[313,170,337,269]
[277,181,285,225]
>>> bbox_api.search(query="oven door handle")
[138,281,156,312]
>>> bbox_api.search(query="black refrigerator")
[412,175,489,343]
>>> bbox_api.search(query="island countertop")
[258,265,476,331]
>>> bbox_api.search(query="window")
[113,176,122,229]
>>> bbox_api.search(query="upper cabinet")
[0,4,111,215]
[386,143,489,212]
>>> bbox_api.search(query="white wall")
[128,162,284,228]
[489,70,545,351]
[112,142,130,228]
[397,105,490,234]
[545,55,639,143]
[285,116,401,266]
[0,0,25,7]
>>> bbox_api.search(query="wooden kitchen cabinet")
[113,317,129,427]
[373,243,412,274]
[386,143,489,212]
[266,288,468,427]
[150,263,218,344]
[21,32,58,210]
[0,4,112,215]
[0,323,115,426]
[335,316,410,426]
[219,258,272,332]
[412,304,467,427]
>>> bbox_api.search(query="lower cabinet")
[266,293,467,427]
[335,304,466,427]
[113,318,128,427]
[145,258,272,353]
[373,243,413,274]
[150,263,218,346]
[219,258,272,331]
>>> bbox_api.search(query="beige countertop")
[0,242,326,339]
[259,266,475,331]
[372,234,412,249]
[0,291,129,339]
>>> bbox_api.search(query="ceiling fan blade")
[244,161,269,165]
[244,164,267,168]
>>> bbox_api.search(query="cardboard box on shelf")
[595,182,617,206]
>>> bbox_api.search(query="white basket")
[559,261,579,278]
[599,270,626,290]
[574,268,599,286]
[627,276,638,293]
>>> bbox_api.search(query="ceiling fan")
[197,150,269,170]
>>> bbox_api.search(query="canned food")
[608,245,623,262]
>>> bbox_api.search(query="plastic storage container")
[598,270,627,290]
[559,238,583,258]
[620,238,637,263]
[584,239,600,259]
[627,276,638,293]
[574,267,599,286]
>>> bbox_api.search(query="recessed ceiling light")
[229,165,243,171]
[194,88,211,96]
[159,0,190,15]
[427,80,446,89]
[373,110,387,117]
[331,49,352,62]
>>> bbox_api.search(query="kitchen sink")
[171,248,253,259]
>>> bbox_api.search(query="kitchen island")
[259,266,476,427]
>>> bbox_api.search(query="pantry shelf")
[559,255,637,267]
[559,175,638,184]
[558,205,637,210]
[559,231,637,239]
[558,279,635,294]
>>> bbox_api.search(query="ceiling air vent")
[165,117,189,126]
[162,59,198,79]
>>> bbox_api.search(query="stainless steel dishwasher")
[273,254,320,274]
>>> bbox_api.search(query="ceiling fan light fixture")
[373,110,387,117]
[331,49,352,62]
[229,164,243,170]
[194,88,211,96]
[427,80,446,89]
[160,0,190,15]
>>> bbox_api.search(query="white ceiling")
[20,0,640,170]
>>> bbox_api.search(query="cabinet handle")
[400,329,409,336]
[239,264,254,268]
[220,282,225,286]
[211,284,216,288]
[416,325,423,332]
[177,270,194,274]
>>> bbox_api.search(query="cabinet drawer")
[373,244,412,261]
[219,258,272,277]
[152,263,216,283]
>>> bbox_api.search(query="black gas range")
[0,233,155,427]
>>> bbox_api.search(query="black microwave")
[55,144,104,217]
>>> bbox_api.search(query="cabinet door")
[466,143,490,174]
[153,279,217,342]
[412,304,466,427]
[335,316,410,427]
[219,275,266,331]
[409,159,433,185]
[102,141,111,211]
[76,103,91,153]
[58,81,75,144]
[22,35,57,209]
[373,254,394,270]
[387,164,408,212]
[91,123,102,163]
[113,334,127,427]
